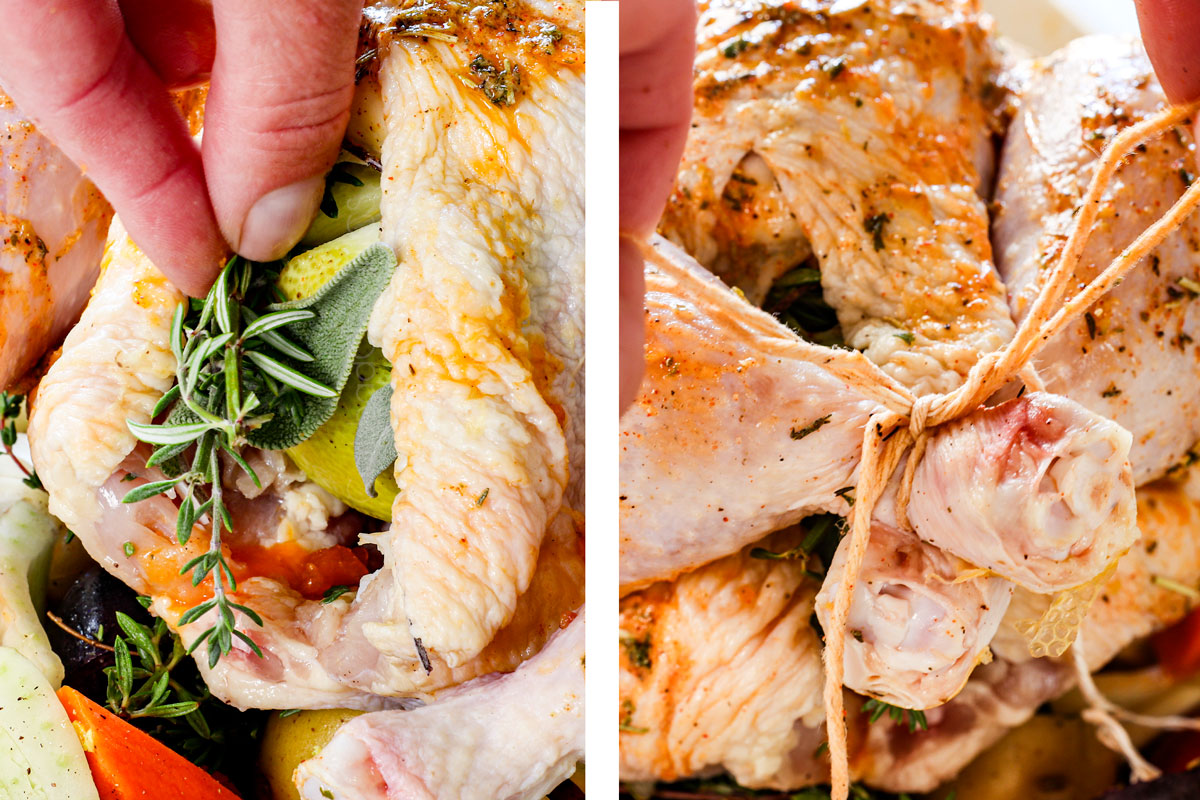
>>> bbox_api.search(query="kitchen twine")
[816,100,1200,800]
[1072,630,1200,783]
[637,99,1200,799]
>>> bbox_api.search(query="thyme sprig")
[106,605,202,721]
[861,698,928,733]
[0,392,41,489]
[123,256,336,668]
[85,596,268,778]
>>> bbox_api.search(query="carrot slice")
[56,686,242,800]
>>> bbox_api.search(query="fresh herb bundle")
[98,599,266,778]
[122,245,397,669]
[106,604,203,721]
[123,256,327,669]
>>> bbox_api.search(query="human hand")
[1136,0,1200,109]
[620,0,696,412]
[0,0,363,296]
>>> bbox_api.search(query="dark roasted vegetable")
[45,567,150,699]
[1098,769,1200,799]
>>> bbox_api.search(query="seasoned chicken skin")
[661,0,1014,394]
[619,531,824,787]
[346,0,585,670]
[620,236,874,590]
[618,522,1068,794]
[0,91,111,389]
[993,36,1200,485]
[621,238,1137,600]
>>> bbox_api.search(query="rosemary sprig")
[861,698,928,733]
[123,256,335,668]
[0,392,41,489]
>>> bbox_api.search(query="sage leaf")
[247,242,397,451]
[354,383,397,497]
[245,350,337,398]
[242,309,316,341]
[127,420,214,446]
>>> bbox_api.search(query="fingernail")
[235,176,325,261]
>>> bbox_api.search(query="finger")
[0,0,225,295]
[620,237,647,414]
[203,0,362,261]
[620,0,695,236]
[1135,0,1200,103]
[120,0,217,89]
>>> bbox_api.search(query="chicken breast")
[0,91,111,389]
[349,0,584,670]
[660,0,1014,395]
[295,610,584,800]
[992,36,1200,485]
[619,530,824,787]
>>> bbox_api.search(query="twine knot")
[907,393,937,440]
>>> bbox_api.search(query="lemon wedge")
[280,225,399,519]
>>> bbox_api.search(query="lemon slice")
[279,225,399,520]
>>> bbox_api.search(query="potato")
[932,715,1121,800]
[259,708,365,800]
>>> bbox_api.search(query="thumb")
[202,0,362,262]
[1135,0,1200,103]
